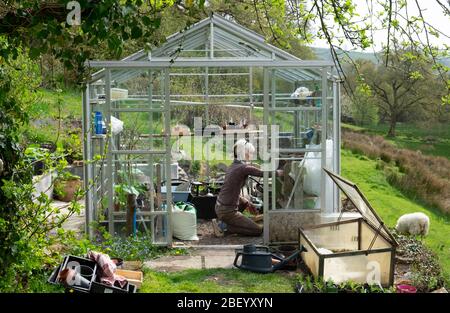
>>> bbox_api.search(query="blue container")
[94,112,103,135]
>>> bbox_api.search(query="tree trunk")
[387,118,396,137]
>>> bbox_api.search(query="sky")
[311,0,450,52]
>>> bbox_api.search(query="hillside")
[312,46,450,67]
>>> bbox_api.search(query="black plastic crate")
[90,281,136,293]
[48,257,67,285]
[58,255,97,293]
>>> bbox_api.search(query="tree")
[0,1,207,83]
[351,82,379,127]
[361,48,441,137]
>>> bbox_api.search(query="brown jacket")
[216,159,263,214]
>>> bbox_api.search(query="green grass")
[341,149,450,286]
[140,268,295,293]
[31,88,82,118]
[343,122,450,159]
[23,88,82,145]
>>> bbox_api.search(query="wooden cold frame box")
[298,168,398,287]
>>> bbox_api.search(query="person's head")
[233,139,255,161]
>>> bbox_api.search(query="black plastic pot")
[275,245,299,270]
[190,195,217,220]
[30,158,45,175]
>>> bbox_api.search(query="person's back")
[216,159,263,211]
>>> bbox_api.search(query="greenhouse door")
[102,68,173,245]
[261,65,340,244]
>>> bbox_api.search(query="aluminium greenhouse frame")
[82,14,342,246]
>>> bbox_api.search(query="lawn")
[22,88,82,146]
[140,268,296,293]
[341,149,450,285]
[343,122,450,160]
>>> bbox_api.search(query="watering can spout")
[272,245,307,271]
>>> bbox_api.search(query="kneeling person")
[212,139,282,237]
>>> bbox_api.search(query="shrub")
[343,130,450,215]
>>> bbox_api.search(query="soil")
[173,219,263,246]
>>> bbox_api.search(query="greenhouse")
[83,14,342,246]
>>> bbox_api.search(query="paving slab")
[49,199,85,235]
[145,255,203,272]
[145,248,239,272]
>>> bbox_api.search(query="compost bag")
[172,202,199,241]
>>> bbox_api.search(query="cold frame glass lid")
[323,168,397,246]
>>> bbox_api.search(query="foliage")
[295,273,394,293]
[346,51,447,137]
[393,230,445,292]
[62,133,83,163]
[0,0,209,83]
[0,49,90,292]
[0,148,84,291]
[350,82,379,126]
[63,226,185,262]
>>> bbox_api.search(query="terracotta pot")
[55,179,82,202]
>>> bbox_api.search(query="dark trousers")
[215,204,262,236]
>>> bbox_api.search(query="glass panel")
[323,251,392,286]
[304,221,359,251]
[326,172,392,242]
[361,222,390,250]
[299,233,320,277]
[264,67,335,211]
[153,215,169,244]
[269,154,321,210]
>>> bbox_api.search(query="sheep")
[395,212,430,237]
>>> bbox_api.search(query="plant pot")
[54,179,82,202]
[191,195,217,220]
[396,284,417,293]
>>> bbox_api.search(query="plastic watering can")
[233,244,305,273]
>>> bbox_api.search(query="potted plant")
[25,146,49,175]
[54,171,82,202]
[114,183,140,211]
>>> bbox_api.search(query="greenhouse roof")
[89,14,335,84]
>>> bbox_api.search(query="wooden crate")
[116,269,143,289]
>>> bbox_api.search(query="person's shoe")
[212,219,224,237]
